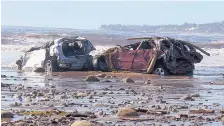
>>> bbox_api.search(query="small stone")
[71,120,93,126]
[1,83,11,87]
[1,111,13,118]
[95,74,106,78]
[191,94,200,97]
[122,78,135,83]
[51,85,56,88]
[103,88,109,90]
[104,80,112,82]
[23,78,27,81]
[96,111,104,116]
[87,95,93,99]
[221,117,224,123]
[14,121,26,126]
[37,92,44,97]
[77,92,89,97]
[85,76,100,82]
[117,107,140,117]
[144,80,151,84]
[119,88,125,90]
[180,95,194,101]
[63,103,69,107]
[1,75,7,78]
[10,102,22,107]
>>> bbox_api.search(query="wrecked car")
[92,36,210,75]
[16,36,96,73]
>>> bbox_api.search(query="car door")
[132,42,153,71]
[117,49,136,71]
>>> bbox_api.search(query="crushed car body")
[92,36,210,75]
[16,36,96,72]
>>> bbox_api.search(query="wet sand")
[1,71,224,126]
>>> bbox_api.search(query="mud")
[1,71,224,126]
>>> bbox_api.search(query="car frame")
[18,36,96,73]
[92,36,210,75]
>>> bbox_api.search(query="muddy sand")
[1,71,224,126]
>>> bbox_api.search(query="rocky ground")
[1,71,224,126]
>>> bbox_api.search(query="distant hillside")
[100,21,224,34]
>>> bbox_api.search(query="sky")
[1,1,224,29]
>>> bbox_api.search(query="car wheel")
[45,60,52,75]
[153,64,169,75]
[98,56,108,72]
[93,57,100,71]
[45,58,59,75]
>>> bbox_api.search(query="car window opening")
[62,41,82,57]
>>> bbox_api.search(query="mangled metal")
[16,36,95,72]
[93,36,210,75]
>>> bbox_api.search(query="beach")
[1,29,224,125]
[1,68,224,125]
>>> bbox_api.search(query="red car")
[93,37,209,75]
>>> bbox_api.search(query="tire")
[93,56,108,72]
[186,70,193,76]
[153,64,169,75]
[45,57,59,74]
[84,56,94,71]
[93,57,100,71]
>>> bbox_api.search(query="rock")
[51,85,56,88]
[191,94,200,97]
[71,120,93,126]
[87,95,93,99]
[1,83,11,87]
[144,80,151,84]
[220,109,224,114]
[95,74,106,78]
[23,78,27,81]
[10,102,22,107]
[180,95,194,101]
[1,75,7,78]
[1,111,13,118]
[37,92,44,97]
[77,92,89,97]
[117,107,140,117]
[14,121,26,126]
[122,78,135,83]
[96,111,104,116]
[119,88,125,90]
[104,76,113,79]
[221,117,224,123]
[85,76,100,82]
[103,80,112,82]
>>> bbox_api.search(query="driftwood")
[134,108,168,115]
[189,109,215,114]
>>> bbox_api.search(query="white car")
[17,36,96,73]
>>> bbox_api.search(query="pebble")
[144,80,151,84]
[95,73,107,78]
[85,76,100,82]
[122,78,135,83]
[1,75,7,78]
[117,107,140,117]
[180,95,194,101]
[14,121,26,126]
[71,120,93,126]
[1,111,13,118]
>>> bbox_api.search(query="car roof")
[54,36,87,44]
